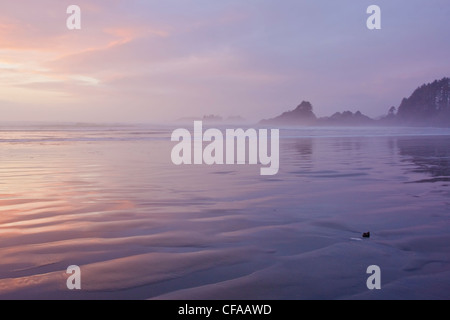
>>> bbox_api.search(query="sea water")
[0,124,449,299]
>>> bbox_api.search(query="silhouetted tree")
[388,106,396,116]
[397,77,450,125]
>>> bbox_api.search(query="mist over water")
[1,124,450,299]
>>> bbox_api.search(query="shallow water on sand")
[1,125,450,299]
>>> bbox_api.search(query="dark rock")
[317,110,374,126]
[259,101,317,125]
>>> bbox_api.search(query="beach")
[1,124,450,299]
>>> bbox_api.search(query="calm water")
[1,124,450,299]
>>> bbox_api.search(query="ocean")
[1,124,450,299]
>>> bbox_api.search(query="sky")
[0,0,449,123]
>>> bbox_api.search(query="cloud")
[0,0,449,122]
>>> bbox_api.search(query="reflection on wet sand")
[1,127,450,299]
[398,136,450,183]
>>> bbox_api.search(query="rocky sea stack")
[260,101,317,125]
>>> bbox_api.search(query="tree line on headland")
[259,77,450,127]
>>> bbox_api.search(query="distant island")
[174,77,450,127]
[260,77,450,127]
[176,114,246,124]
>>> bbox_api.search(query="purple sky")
[0,0,449,122]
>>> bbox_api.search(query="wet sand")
[1,125,450,299]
